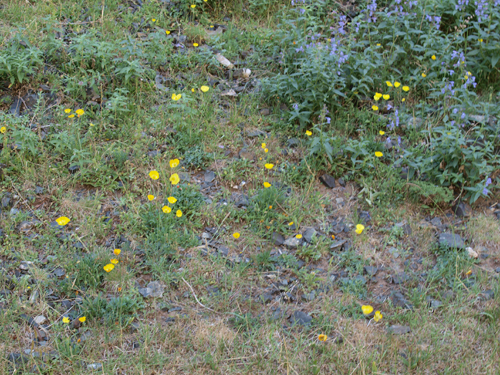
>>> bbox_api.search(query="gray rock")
[231,193,249,207]
[246,129,267,138]
[302,290,316,301]
[289,311,312,326]
[469,115,485,123]
[259,108,270,116]
[438,233,465,249]
[363,266,378,277]
[33,315,46,325]
[452,201,471,217]
[427,298,442,309]
[430,217,442,227]
[319,174,335,188]
[204,170,216,183]
[479,289,494,301]
[272,232,285,246]
[6,352,30,366]
[390,291,412,309]
[338,178,346,187]
[388,247,400,258]
[330,239,347,251]
[495,267,500,273]
[283,237,301,249]
[303,228,317,243]
[138,281,164,298]
[287,138,300,148]
[387,325,411,335]
[87,363,103,370]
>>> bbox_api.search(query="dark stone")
[35,186,44,194]
[330,239,347,251]
[338,178,346,187]
[303,228,317,243]
[231,193,249,207]
[165,317,176,324]
[363,266,378,277]
[390,272,409,285]
[259,108,270,116]
[387,325,411,335]
[6,352,30,366]
[68,165,79,174]
[453,201,471,217]
[319,174,335,189]
[138,281,164,298]
[359,211,371,223]
[147,150,160,157]
[289,311,312,326]
[272,232,285,246]
[479,290,494,301]
[390,291,412,309]
[9,98,22,116]
[438,233,465,249]
[495,267,500,273]
[53,268,66,278]
[246,129,267,138]
[430,217,442,227]
[287,138,299,148]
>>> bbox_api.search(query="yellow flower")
[374,311,383,322]
[264,148,268,153]
[56,216,70,226]
[113,249,121,255]
[355,224,365,234]
[402,98,406,102]
[261,143,266,149]
[431,55,436,60]
[110,258,119,265]
[166,30,171,35]
[68,114,75,118]
[176,209,183,217]
[170,173,180,185]
[233,232,240,239]
[148,194,155,201]
[318,334,328,342]
[152,18,156,22]
[62,317,70,324]
[288,221,294,226]
[191,88,195,92]
[89,123,94,127]
[374,93,382,101]
[361,305,374,315]
[0,126,6,134]
[394,82,401,88]
[296,234,302,239]
[172,93,182,101]
[265,163,274,170]
[149,170,159,180]
[162,206,172,213]
[169,159,179,168]
[376,43,381,46]
[191,4,196,8]
[75,109,84,117]
[64,108,71,113]
[305,130,312,136]
[421,73,426,77]
[375,151,383,157]
[103,264,115,272]
[402,86,409,92]
[383,94,390,100]
[263,182,271,188]
[478,38,483,43]
[167,196,177,204]
[193,43,199,47]
[386,81,393,87]
[379,130,385,135]
[201,85,209,92]
[372,105,379,111]
[78,316,86,323]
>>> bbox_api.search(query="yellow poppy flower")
[361,305,373,315]
[170,173,180,185]
[169,159,179,168]
[375,151,383,157]
[478,38,483,42]
[176,209,183,217]
[318,334,327,342]
[431,55,436,60]
[288,221,294,226]
[152,18,156,22]
[261,143,266,149]
[147,194,155,201]
[374,93,382,101]
[68,114,75,118]
[201,85,209,92]
[56,216,70,226]
[372,105,379,111]
[386,81,393,87]
[172,93,182,101]
[62,317,70,324]
[264,148,268,153]
[383,94,390,100]
[75,109,84,116]
[110,259,119,265]
[166,30,171,35]
[265,163,274,169]
[114,249,121,255]
[421,73,426,77]
[233,232,240,239]
[0,126,6,133]
[305,130,312,136]
[374,311,383,322]
[394,82,401,88]
[355,224,365,234]
[149,170,159,180]
[263,182,271,188]
[79,316,86,323]
[193,43,199,47]
[296,234,302,239]
[162,206,172,213]
[64,109,71,113]
[191,4,196,8]
[167,196,177,204]
[402,86,409,92]
[103,264,115,272]
[379,130,385,135]
[402,98,406,102]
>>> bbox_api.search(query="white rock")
[215,53,234,69]
[466,247,478,259]
[33,315,46,325]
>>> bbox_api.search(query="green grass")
[0,0,499,373]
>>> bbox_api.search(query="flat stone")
[330,239,347,251]
[33,315,46,325]
[204,170,216,183]
[283,237,301,249]
[430,217,442,227]
[87,363,103,370]
[319,174,335,189]
[390,291,412,309]
[287,138,299,148]
[231,193,249,207]
[259,108,270,116]
[388,247,400,258]
[387,325,411,335]
[289,310,312,326]
[363,266,378,277]
[272,232,285,246]
[479,289,494,301]
[452,201,472,217]
[303,228,317,243]
[246,129,267,138]
[438,233,465,249]
[138,281,164,298]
